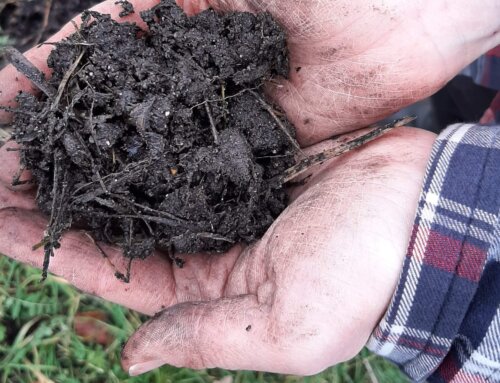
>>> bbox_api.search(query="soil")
[9,0,297,279]
[115,0,135,17]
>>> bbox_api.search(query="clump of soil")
[115,0,135,17]
[10,0,297,279]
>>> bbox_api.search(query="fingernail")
[128,360,165,376]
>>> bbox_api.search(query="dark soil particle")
[115,0,135,17]
[10,0,297,278]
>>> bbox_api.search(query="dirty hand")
[0,127,435,376]
[1,0,499,144]
[184,0,500,145]
[0,0,442,377]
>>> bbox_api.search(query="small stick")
[83,232,132,283]
[4,47,56,97]
[87,100,102,157]
[221,83,227,126]
[11,164,28,186]
[51,49,85,111]
[281,116,415,183]
[40,42,95,47]
[248,89,301,151]
[48,151,60,229]
[84,232,110,260]
[166,244,185,268]
[197,232,234,243]
[189,85,262,110]
[204,102,219,145]
[110,193,189,224]
[115,258,133,283]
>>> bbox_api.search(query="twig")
[189,85,262,110]
[41,151,61,280]
[11,164,28,186]
[204,102,219,144]
[197,232,234,243]
[248,89,301,151]
[221,83,227,126]
[51,49,86,111]
[87,100,102,157]
[166,244,185,268]
[109,193,189,224]
[88,212,194,230]
[83,232,132,283]
[68,126,109,194]
[40,42,95,47]
[4,47,56,97]
[70,160,149,197]
[115,258,133,283]
[281,116,415,183]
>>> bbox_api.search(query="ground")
[0,255,408,382]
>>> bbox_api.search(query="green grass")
[0,255,407,383]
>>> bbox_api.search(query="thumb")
[121,295,275,376]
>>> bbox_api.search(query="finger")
[0,0,161,123]
[0,141,33,191]
[0,208,176,315]
[122,296,291,376]
[0,186,36,211]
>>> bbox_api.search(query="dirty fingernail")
[129,360,165,376]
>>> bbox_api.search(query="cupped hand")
[189,0,500,144]
[0,126,436,376]
[0,0,445,377]
[2,0,498,144]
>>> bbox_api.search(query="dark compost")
[9,0,297,279]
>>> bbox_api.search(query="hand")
[0,0,440,377]
[0,126,436,376]
[185,0,500,145]
[2,0,498,144]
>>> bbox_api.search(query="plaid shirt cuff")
[367,124,500,382]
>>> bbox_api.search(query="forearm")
[368,123,500,382]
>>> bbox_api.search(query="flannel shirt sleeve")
[367,123,500,382]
